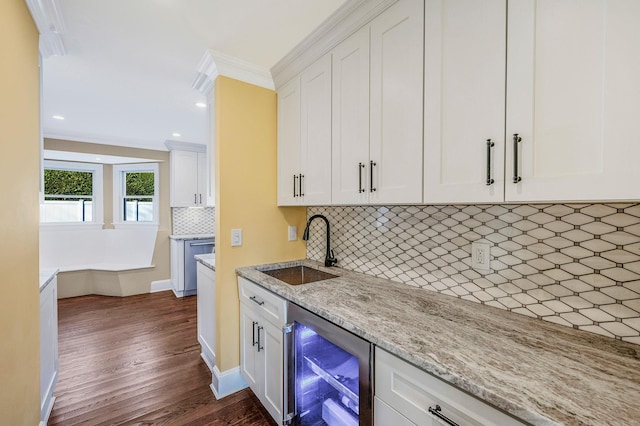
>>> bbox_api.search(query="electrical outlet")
[231,229,242,247]
[288,226,297,241]
[471,242,490,272]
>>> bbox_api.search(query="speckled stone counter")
[195,253,215,271]
[236,260,640,426]
[40,268,58,292]
[169,234,215,241]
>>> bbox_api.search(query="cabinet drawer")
[238,277,287,326]
[375,348,525,426]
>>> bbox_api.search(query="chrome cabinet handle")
[199,194,202,204]
[428,405,459,426]
[293,175,298,197]
[358,163,365,193]
[256,325,264,352]
[486,139,495,186]
[299,174,304,197]
[370,161,377,192]
[249,295,264,306]
[252,321,257,347]
[513,133,522,183]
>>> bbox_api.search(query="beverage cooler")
[284,303,372,425]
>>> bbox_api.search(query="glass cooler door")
[285,303,371,426]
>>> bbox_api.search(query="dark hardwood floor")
[49,291,277,426]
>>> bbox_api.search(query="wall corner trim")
[210,366,247,400]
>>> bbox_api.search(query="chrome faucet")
[302,214,337,267]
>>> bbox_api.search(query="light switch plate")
[288,226,297,241]
[231,229,242,247]
[471,242,490,272]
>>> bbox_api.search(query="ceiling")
[42,0,348,152]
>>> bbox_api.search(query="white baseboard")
[40,395,55,426]
[210,366,247,400]
[150,279,171,293]
[198,339,216,373]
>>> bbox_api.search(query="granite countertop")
[169,234,215,241]
[195,253,215,270]
[236,259,640,426]
[40,268,59,292]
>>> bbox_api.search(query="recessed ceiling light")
[195,102,207,108]
[52,115,65,120]
[172,132,182,137]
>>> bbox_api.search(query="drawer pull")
[428,405,459,426]
[249,295,265,306]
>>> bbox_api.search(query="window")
[113,163,159,225]
[41,160,103,224]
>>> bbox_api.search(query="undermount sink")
[261,265,338,285]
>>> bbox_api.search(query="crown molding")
[25,0,66,58]
[164,140,206,153]
[270,0,398,89]
[192,49,274,94]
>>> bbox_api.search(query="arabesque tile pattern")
[172,207,215,235]
[307,204,640,344]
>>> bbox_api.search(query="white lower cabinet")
[374,348,525,426]
[196,262,216,370]
[238,277,287,424]
[40,274,58,424]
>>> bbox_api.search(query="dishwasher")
[184,238,214,296]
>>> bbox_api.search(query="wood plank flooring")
[49,291,276,426]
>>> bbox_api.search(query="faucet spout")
[302,214,337,267]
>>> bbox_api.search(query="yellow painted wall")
[0,0,41,423]
[214,76,306,371]
[44,139,171,297]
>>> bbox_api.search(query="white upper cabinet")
[300,54,332,205]
[332,0,424,205]
[277,77,301,205]
[425,0,640,204]
[506,0,640,202]
[331,27,371,205]
[369,0,424,204]
[423,0,507,203]
[167,142,212,207]
[277,55,332,206]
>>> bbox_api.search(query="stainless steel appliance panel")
[184,238,214,296]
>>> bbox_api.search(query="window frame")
[112,163,159,227]
[40,160,104,228]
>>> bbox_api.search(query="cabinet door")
[374,397,415,426]
[370,0,424,204]
[196,152,209,206]
[260,320,284,423]
[300,54,333,205]
[239,304,261,392]
[171,150,199,207]
[423,0,506,203]
[40,279,57,414]
[506,0,640,202]
[196,264,216,368]
[332,27,371,205]
[277,77,302,205]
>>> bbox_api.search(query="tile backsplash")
[172,207,215,235]
[307,204,640,345]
